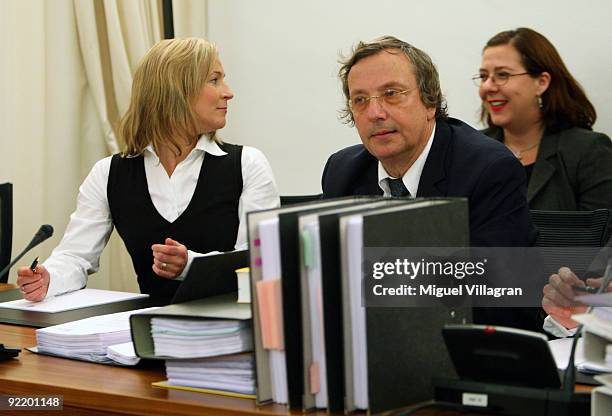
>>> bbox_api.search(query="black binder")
[171,250,248,304]
[247,196,376,408]
[336,198,472,413]
[299,199,408,411]
[277,198,381,409]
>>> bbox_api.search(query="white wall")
[207,0,612,194]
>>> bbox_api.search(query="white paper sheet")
[34,307,158,364]
[106,342,140,366]
[0,288,148,313]
[549,337,585,370]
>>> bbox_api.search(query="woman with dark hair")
[474,27,612,239]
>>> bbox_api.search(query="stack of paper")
[151,318,252,358]
[106,342,140,366]
[163,353,255,396]
[35,307,158,364]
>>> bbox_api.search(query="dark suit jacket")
[484,126,612,240]
[322,118,536,247]
[322,118,541,331]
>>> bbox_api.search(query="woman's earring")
[537,95,543,109]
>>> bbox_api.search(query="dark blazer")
[484,126,612,240]
[322,118,536,247]
[322,118,541,331]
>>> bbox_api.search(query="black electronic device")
[436,324,590,416]
[442,324,561,389]
[0,344,20,361]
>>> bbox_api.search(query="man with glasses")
[321,36,538,329]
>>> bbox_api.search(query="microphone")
[0,224,54,281]
[562,258,612,394]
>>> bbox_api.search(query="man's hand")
[17,265,50,302]
[542,267,606,329]
[152,238,188,279]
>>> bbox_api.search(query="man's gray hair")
[338,35,448,125]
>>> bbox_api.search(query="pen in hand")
[572,284,598,294]
[29,257,39,273]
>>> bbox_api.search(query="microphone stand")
[0,225,54,360]
[0,225,54,282]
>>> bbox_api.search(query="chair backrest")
[0,183,13,283]
[279,194,322,206]
[530,209,610,277]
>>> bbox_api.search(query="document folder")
[171,250,248,304]
[247,196,377,407]
[131,293,251,359]
[297,199,408,410]
[338,198,472,413]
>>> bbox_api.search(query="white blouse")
[44,137,280,297]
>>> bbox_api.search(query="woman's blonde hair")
[118,38,219,156]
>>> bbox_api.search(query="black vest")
[107,143,243,302]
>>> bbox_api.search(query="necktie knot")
[387,178,410,197]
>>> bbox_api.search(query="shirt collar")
[378,122,436,197]
[144,135,227,162]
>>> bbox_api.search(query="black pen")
[572,284,598,294]
[29,256,39,272]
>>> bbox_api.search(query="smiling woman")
[15,38,280,304]
[476,28,612,239]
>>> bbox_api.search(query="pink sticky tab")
[310,362,320,394]
[254,238,261,246]
[256,279,284,350]
[255,257,262,266]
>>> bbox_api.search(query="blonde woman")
[17,38,279,302]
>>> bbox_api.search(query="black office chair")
[279,194,322,206]
[0,183,13,283]
[530,209,610,277]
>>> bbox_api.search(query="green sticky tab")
[301,229,314,268]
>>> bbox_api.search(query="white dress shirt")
[543,315,577,338]
[377,123,436,197]
[44,137,280,297]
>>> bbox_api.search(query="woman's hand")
[152,238,188,279]
[17,265,50,302]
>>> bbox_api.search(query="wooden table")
[0,284,592,416]
[0,323,297,416]
[0,323,492,416]
[0,283,16,290]
[0,322,592,416]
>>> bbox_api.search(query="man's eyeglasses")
[471,71,530,87]
[348,88,412,113]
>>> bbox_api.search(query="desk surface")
[0,281,592,416]
[0,324,593,416]
[0,324,298,416]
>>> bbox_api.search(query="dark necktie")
[387,178,411,197]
